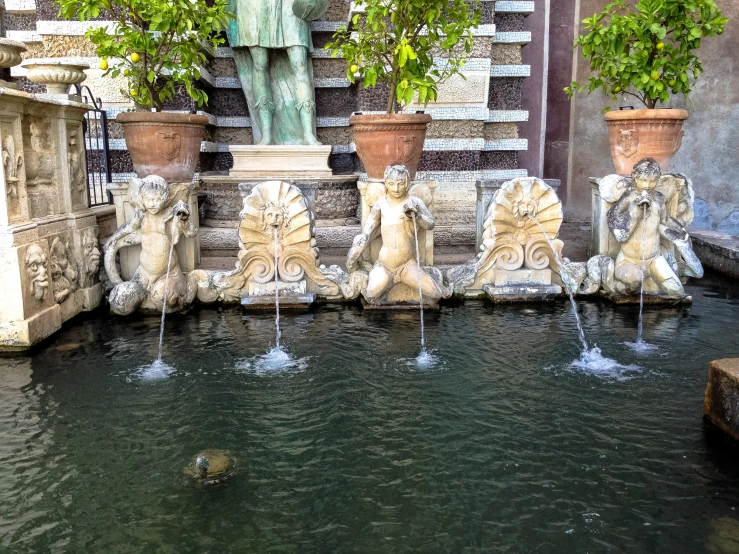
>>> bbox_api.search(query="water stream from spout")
[273,225,281,350]
[529,217,588,352]
[411,212,425,352]
[528,216,635,374]
[626,205,658,354]
[157,239,175,361]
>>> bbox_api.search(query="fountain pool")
[2,273,739,553]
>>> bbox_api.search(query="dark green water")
[2,274,739,553]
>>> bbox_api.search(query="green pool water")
[2,273,739,553]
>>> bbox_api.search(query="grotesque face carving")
[509,182,539,221]
[83,230,101,282]
[50,237,77,303]
[260,201,290,231]
[25,243,49,301]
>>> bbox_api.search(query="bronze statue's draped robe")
[226,0,317,145]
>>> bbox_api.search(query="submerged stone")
[184,450,237,486]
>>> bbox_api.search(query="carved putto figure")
[25,243,49,301]
[104,175,199,315]
[346,164,450,305]
[448,177,564,297]
[2,135,22,201]
[68,128,85,194]
[564,158,703,300]
[50,237,78,303]
[194,180,348,303]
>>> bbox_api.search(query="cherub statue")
[346,164,450,305]
[606,157,703,298]
[104,175,199,315]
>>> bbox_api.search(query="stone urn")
[0,38,26,69]
[349,113,431,180]
[604,108,688,176]
[117,111,208,183]
[21,58,89,94]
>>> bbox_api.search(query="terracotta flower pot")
[117,111,208,183]
[349,113,432,180]
[604,108,688,175]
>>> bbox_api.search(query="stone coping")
[21,58,91,68]
[0,86,90,109]
[690,229,739,279]
[199,173,359,185]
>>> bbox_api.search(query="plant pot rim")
[604,108,689,122]
[21,57,90,69]
[349,112,432,125]
[117,111,209,125]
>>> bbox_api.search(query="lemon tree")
[565,0,727,110]
[326,0,481,113]
[57,0,231,110]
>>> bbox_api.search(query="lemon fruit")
[651,70,660,80]
[130,52,140,63]
[668,79,677,86]
[130,89,138,97]
[99,59,108,70]
[656,42,665,50]
[350,64,358,73]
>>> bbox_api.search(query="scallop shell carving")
[239,181,315,254]
[483,177,563,247]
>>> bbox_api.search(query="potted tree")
[57,0,231,182]
[326,0,480,180]
[565,0,727,175]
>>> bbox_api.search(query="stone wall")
[564,0,739,233]
[2,0,539,234]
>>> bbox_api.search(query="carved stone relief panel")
[1,116,25,223]
[49,233,79,304]
[22,116,59,217]
[67,123,87,210]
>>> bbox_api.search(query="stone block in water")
[704,358,739,441]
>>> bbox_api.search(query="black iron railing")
[75,84,112,206]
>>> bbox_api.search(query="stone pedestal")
[704,359,739,442]
[108,180,201,280]
[483,268,561,302]
[0,88,103,350]
[229,145,333,179]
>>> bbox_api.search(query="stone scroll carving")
[193,180,353,303]
[448,177,564,299]
[104,176,200,315]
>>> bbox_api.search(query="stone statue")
[226,0,327,145]
[193,180,352,303]
[50,236,78,303]
[564,158,703,301]
[346,165,450,305]
[24,243,49,301]
[104,176,199,315]
[447,177,565,300]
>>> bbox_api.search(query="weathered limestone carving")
[79,228,101,288]
[50,236,78,303]
[346,165,450,306]
[67,126,86,199]
[24,118,55,185]
[568,158,703,301]
[226,0,325,146]
[25,243,49,301]
[449,177,563,300]
[104,176,199,315]
[194,180,349,304]
[2,135,22,204]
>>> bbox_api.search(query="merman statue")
[104,176,199,315]
[346,164,450,305]
[606,157,703,298]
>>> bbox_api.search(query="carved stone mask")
[25,243,49,301]
[83,231,101,276]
